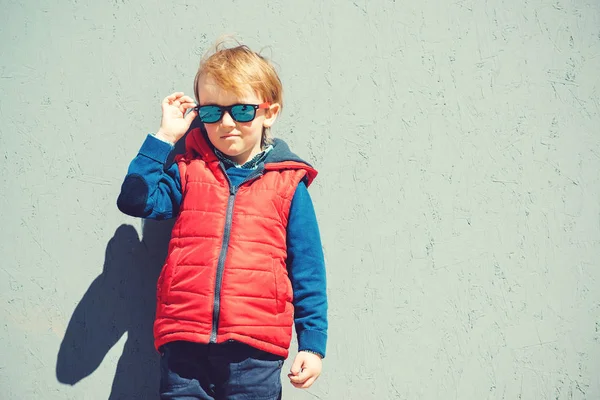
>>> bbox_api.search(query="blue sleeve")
[116,134,182,220]
[286,181,328,358]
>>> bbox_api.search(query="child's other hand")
[156,92,197,144]
[287,351,322,389]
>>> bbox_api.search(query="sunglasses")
[194,102,271,123]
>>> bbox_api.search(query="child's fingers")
[180,102,196,115]
[290,356,304,376]
[289,372,317,388]
[172,97,196,111]
[300,376,317,389]
[290,375,317,389]
[287,369,302,380]
[178,104,187,114]
[180,95,195,104]
[184,107,198,124]
[163,92,185,104]
[290,381,304,389]
[288,369,309,384]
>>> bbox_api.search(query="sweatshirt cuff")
[297,329,327,359]
[139,134,175,164]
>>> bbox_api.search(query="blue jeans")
[159,340,284,400]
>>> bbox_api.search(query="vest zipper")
[209,165,265,343]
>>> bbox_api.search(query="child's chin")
[216,144,241,157]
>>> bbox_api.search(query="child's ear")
[263,103,281,128]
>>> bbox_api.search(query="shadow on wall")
[55,133,189,399]
[55,220,173,399]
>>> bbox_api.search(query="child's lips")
[220,134,240,139]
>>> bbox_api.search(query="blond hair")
[194,38,283,148]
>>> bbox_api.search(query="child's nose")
[221,111,236,127]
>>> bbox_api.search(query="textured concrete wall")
[2,0,599,398]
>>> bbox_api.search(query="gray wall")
[2,0,599,399]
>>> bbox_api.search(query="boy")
[117,42,327,399]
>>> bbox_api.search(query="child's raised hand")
[287,351,322,389]
[156,92,198,144]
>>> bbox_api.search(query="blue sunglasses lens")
[230,104,256,122]
[198,106,222,123]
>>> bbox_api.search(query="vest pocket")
[158,247,185,305]
[156,263,167,303]
[157,262,175,305]
[272,259,285,314]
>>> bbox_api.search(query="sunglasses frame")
[195,102,271,123]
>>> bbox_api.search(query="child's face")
[197,74,279,165]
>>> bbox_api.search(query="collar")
[214,145,273,170]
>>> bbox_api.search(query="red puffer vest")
[153,127,317,358]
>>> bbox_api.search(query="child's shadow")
[56,220,173,399]
[56,135,189,399]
